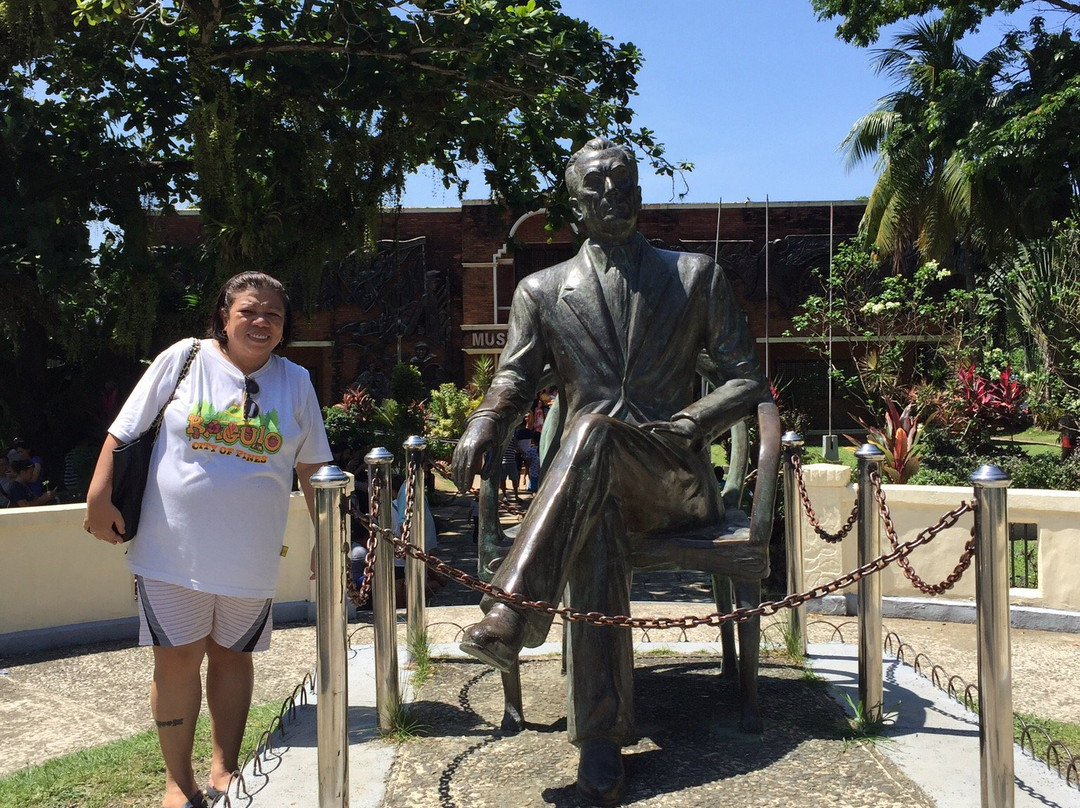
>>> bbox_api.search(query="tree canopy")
[0,0,678,460]
[809,0,1076,46]
[826,1,1079,272]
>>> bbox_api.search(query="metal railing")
[781,434,1015,808]
[310,464,352,808]
[308,432,1017,808]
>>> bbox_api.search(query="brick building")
[157,199,866,430]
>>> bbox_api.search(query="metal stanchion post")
[855,443,884,723]
[365,447,399,732]
[311,464,351,808]
[403,435,428,648]
[781,431,806,657]
[971,464,1014,808]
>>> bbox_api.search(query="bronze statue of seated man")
[452,136,770,806]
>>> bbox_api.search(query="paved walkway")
[1,482,1078,806]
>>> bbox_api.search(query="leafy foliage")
[996,216,1080,420]
[911,433,1080,489]
[850,397,928,482]
[839,16,988,273]
[323,363,428,471]
[828,5,1079,266]
[789,243,973,409]
[956,363,1029,431]
[426,382,479,462]
[0,0,677,460]
[29,0,684,286]
[322,387,380,454]
[812,1,1032,47]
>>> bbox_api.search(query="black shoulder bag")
[110,340,200,541]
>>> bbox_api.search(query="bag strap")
[150,339,201,439]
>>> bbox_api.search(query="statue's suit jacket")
[471,233,763,456]
[469,233,767,745]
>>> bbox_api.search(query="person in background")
[523,436,541,493]
[84,271,332,808]
[8,438,46,498]
[0,456,15,506]
[8,458,56,506]
[514,418,535,488]
[499,440,520,501]
[62,435,98,502]
[1059,414,1078,460]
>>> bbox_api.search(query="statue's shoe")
[576,738,626,806]
[459,603,525,672]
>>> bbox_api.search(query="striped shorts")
[136,576,274,652]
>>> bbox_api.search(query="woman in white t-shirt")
[84,272,332,808]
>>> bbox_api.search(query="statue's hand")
[452,415,500,494]
[639,417,702,452]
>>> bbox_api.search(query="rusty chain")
[345,457,420,608]
[369,501,979,631]
[871,471,977,594]
[345,472,380,608]
[346,454,979,627]
[790,453,858,543]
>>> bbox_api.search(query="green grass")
[1015,712,1080,771]
[803,443,859,469]
[0,701,283,808]
[839,693,898,744]
[992,426,1061,457]
[380,702,430,743]
[406,628,434,687]
[999,426,1060,446]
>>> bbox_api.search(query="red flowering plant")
[322,387,379,454]
[957,364,1030,432]
[849,397,929,484]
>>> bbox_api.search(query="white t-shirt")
[111,338,333,597]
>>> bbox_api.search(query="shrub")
[426,382,479,461]
[323,387,378,453]
[391,362,427,408]
[956,364,1032,434]
[849,398,928,483]
[910,433,1080,490]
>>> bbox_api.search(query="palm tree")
[841,17,981,274]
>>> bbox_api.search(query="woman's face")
[221,287,286,372]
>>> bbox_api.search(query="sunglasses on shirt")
[243,377,260,420]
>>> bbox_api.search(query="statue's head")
[565,137,642,246]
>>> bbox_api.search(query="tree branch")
[1042,0,1080,14]
[207,41,542,99]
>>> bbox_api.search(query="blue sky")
[397,0,1035,208]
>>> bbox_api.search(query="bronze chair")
[475,387,782,734]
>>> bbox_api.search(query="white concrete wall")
[0,495,317,640]
[796,463,1080,614]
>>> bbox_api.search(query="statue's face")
[569,149,641,246]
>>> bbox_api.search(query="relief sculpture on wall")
[311,237,452,397]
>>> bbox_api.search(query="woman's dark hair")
[208,272,293,347]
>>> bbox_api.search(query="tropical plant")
[850,397,928,483]
[468,355,497,398]
[839,17,983,274]
[789,244,974,410]
[999,216,1080,417]
[957,364,1030,431]
[426,383,480,462]
[322,388,379,454]
[812,1,1066,49]
[323,363,429,468]
[821,2,1080,262]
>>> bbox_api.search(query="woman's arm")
[83,434,127,543]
